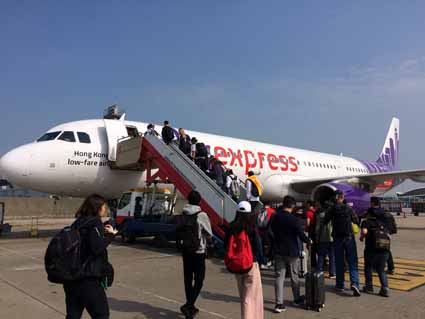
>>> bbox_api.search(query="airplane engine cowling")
[261,174,291,202]
[312,183,370,216]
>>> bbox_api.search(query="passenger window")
[118,193,132,209]
[58,131,76,143]
[77,132,91,144]
[37,131,61,142]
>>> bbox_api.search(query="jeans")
[64,279,109,319]
[257,236,267,266]
[183,253,206,307]
[334,236,360,289]
[274,255,300,304]
[317,242,336,275]
[364,250,389,289]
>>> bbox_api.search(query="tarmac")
[0,215,424,319]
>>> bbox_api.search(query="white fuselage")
[0,119,370,200]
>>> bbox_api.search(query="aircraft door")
[104,119,129,161]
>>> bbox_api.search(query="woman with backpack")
[224,201,264,319]
[226,169,240,201]
[64,194,117,319]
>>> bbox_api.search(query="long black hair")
[75,194,107,218]
[230,212,256,233]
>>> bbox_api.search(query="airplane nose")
[0,146,31,183]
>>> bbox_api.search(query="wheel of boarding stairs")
[152,234,168,248]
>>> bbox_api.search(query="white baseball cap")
[237,201,252,214]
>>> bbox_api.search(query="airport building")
[381,188,425,215]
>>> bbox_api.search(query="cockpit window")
[77,132,91,144]
[37,131,61,142]
[58,131,76,142]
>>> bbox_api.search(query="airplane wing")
[290,169,425,194]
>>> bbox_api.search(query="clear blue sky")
[1,1,425,192]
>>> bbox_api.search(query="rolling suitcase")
[305,244,325,312]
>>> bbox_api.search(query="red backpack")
[225,231,254,274]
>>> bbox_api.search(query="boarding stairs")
[114,134,250,239]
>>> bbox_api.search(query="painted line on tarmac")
[0,275,65,316]
[116,282,230,319]
[14,265,44,271]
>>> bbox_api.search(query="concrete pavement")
[0,215,424,318]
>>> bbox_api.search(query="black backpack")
[332,205,353,238]
[249,180,260,197]
[44,219,93,284]
[373,219,391,251]
[176,213,201,253]
[162,126,175,143]
[196,143,208,157]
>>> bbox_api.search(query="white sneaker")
[260,264,269,270]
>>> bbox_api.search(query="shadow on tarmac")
[200,290,240,303]
[109,298,184,319]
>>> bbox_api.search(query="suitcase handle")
[306,242,313,272]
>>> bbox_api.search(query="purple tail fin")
[376,118,399,170]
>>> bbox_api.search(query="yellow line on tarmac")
[348,258,425,291]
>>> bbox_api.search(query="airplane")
[1,110,425,215]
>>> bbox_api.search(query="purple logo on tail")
[376,119,399,170]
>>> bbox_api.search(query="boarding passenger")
[383,211,397,275]
[63,194,117,319]
[257,204,276,269]
[178,191,212,319]
[270,196,311,313]
[144,123,159,136]
[213,159,226,190]
[161,120,175,144]
[246,171,263,213]
[305,200,317,267]
[179,128,192,157]
[360,197,395,297]
[224,201,264,319]
[226,169,240,201]
[191,138,209,173]
[323,191,361,296]
[315,201,336,278]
